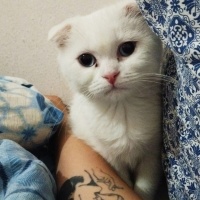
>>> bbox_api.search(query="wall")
[0,0,118,102]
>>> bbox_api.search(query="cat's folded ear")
[123,1,141,18]
[48,20,72,47]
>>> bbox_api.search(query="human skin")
[47,96,142,200]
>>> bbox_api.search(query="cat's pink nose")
[103,71,120,85]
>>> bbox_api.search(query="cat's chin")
[101,87,130,102]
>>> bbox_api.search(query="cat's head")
[49,1,163,102]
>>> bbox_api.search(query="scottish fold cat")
[49,1,163,199]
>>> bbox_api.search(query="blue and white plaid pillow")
[0,76,63,149]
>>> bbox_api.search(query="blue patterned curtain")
[136,0,200,199]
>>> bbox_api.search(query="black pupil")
[119,42,135,57]
[79,54,95,67]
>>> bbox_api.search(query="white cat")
[49,1,163,199]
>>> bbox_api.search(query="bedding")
[0,139,56,200]
[0,76,63,199]
[0,76,63,149]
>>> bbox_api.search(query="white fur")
[49,1,163,199]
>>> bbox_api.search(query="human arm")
[47,96,142,200]
[56,133,142,200]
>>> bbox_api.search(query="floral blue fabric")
[0,139,56,200]
[0,76,63,199]
[0,76,63,149]
[136,0,200,199]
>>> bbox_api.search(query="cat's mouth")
[105,86,127,95]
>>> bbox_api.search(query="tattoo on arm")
[91,169,123,191]
[58,176,84,200]
[58,169,124,200]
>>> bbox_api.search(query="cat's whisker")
[123,73,177,84]
[80,84,101,100]
[130,85,146,96]
[82,90,94,99]
[92,86,110,94]
[91,82,103,88]
[119,79,161,86]
[82,86,102,100]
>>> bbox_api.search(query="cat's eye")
[78,53,96,67]
[118,42,136,57]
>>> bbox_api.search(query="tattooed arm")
[55,115,141,200]
[47,96,141,200]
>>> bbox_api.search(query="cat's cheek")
[74,68,95,92]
